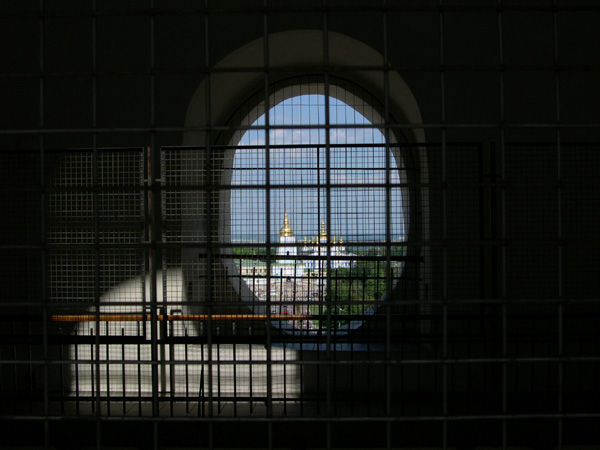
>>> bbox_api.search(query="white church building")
[270,213,355,279]
[271,212,303,279]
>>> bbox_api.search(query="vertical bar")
[299,325,304,417]
[38,1,50,446]
[137,324,142,416]
[122,328,126,415]
[478,144,486,299]
[91,2,102,447]
[439,2,448,449]
[203,0,214,425]
[262,0,273,423]
[364,269,370,416]
[11,322,18,414]
[552,0,562,299]
[28,322,34,412]
[249,327,254,413]
[208,416,214,450]
[268,422,273,450]
[141,164,148,343]
[0,340,3,410]
[185,328,189,414]
[168,315,174,417]
[153,416,159,450]
[442,301,448,450]
[149,3,167,430]
[497,3,508,449]
[90,327,95,414]
[75,340,80,415]
[322,3,333,440]
[283,340,287,415]
[233,328,237,416]
[147,4,163,441]
[382,6,393,447]
[148,147,160,419]
[216,330,221,413]
[555,0,564,421]
[553,2,563,449]
[199,335,205,417]
[105,322,110,417]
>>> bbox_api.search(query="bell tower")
[274,212,301,278]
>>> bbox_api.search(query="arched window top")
[238,94,386,147]
[184,30,426,146]
[229,78,405,245]
[232,76,397,147]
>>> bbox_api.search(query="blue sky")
[231,94,405,243]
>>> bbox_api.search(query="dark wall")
[2,2,599,316]
[1,4,599,446]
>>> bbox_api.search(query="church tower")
[274,212,302,278]
[278,212,297,258]
[319,220,328,244]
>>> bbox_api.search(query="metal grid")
[1,1,600,449]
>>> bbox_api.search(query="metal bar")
[4,412,600,424]
[148,148,160,417]
[8,122,600,135]
[89,327,95,415]
[382,4,393,448]
[262,0,273,425]
[439,4,448,448]
[497,4,508,449]
[4,354,600,367]
[137,331,142,416]
[4,411,600,423]
[8,295,597,312]
[322,3,333,433]
[38,0,50,446]
[5,61,600,80]
[5,3,600,21]
[553,5,564,450]
[90,3,102,447]
[203,0,214,424]
[105,323,111,417]
[121,328,126,415]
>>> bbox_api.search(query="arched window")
[183,30,428,335]
[223,77,408,332]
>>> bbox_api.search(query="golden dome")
[280,212,293,237]
[320,221,327,239]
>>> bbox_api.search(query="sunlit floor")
[69,344,301,400]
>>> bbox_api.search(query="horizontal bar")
[1,297,598,309]
[3,63,600,79]
[3,356,600,367]
[2,412,600,424]
[4,122,600,135]
[1,3,600,21]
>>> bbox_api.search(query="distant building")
[301,221,355,272]
[239,260,267,277]
[240,214,357,289]
[271,212,304,278]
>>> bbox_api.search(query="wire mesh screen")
[1,2,600,449]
